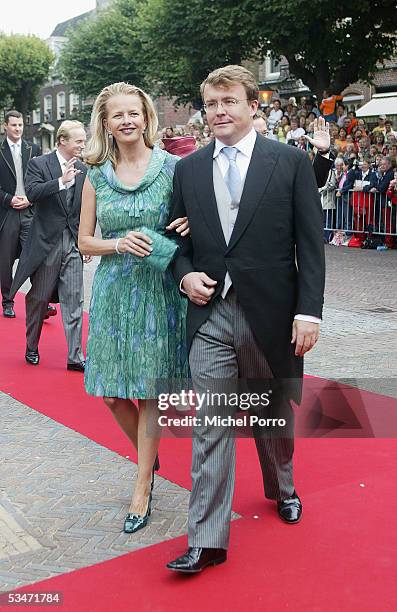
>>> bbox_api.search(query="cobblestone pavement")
[0,394,202,592]
[2,246,396,591]
[305,246,397,398]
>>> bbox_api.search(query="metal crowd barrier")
[323,190,397,236]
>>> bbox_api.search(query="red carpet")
[1,293,396,610]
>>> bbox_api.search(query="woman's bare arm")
[78,177,152,257]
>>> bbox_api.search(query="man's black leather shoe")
[67,361,85,372]
[277,491,302,524]
[166,547,227,573]
[25,350,39,366]
[44,305,57,320]
[3,307,15,318]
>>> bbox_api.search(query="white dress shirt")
[7,137,22,154]
[286,127,305,142]
[213,127,256,181]
[184,127,321,324]
[268,108,283,129]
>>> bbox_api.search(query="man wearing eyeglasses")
[167,65,325,574]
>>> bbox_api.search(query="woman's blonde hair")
[84,82,158,166]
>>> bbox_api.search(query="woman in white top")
[286,117,305,145]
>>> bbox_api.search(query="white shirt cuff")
[294,314,321,324]
[179,275,188,294]
[58,178,66,191]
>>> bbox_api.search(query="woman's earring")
[107,132,113,143]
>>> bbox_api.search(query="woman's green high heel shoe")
[123,492,152,534]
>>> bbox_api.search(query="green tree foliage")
[59,0,146,101]
[0,34,54,116]
[251,0,397,98]
[60,0,397,106]
[139,0,397,101]
[136,0,259,107]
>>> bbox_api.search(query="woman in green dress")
[78,82,188,534]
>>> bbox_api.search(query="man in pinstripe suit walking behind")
[11,121,89,370]
[167,66,325,573]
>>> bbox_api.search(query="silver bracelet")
[115,238,122,254]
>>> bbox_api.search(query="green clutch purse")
[139,226,179,272]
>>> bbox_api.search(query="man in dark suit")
[0,110,41,317]
[11,120,88,370]
[167,66,325,573]
[368,156,394,234]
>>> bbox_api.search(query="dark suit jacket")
[170,134,325,404]
[10,151,87,297]
[0,139,41,232]
[313,153,333,189]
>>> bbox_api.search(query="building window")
[270,56,280,73]
[44,95,53,122]
[69,93,79,114]
[32,108,41,124]
[57,92,66,120]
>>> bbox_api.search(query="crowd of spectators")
[160,91,397,249]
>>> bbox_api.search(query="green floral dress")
[84,147,188,399]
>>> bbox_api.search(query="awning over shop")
[356,93,397,117]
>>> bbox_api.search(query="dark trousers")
[188,289,294,549]
[336,194,353,233]
[26,228,84,364]
[323,209,334,242]
[0,208,33,308]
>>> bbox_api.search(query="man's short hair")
[200,65,258,101]
[4,110,23,124]
[56,120,84,145]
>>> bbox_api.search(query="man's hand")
[11,196,30,210]
[83,255,93,264]
[61,157,81,185]
[291,320,320,356]
[304,117,330,152]
[182,272,217,306]
[166,216,190,236]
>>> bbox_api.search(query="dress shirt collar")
[7,137,22,150]
[213,127,257,160]
[56,149,70,168]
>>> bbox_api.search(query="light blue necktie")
[222,146,241,209]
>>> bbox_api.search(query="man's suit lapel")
[0,140,16,181]
[193,143,227,250]
[21,140,32,176]
[227,134,279,251]
[47,151,68,214]
[72,161,86,210]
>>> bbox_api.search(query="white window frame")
[32,108,41,124]
[57,92,66,120]
[44,95,53,122]
[69,93,79,114]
